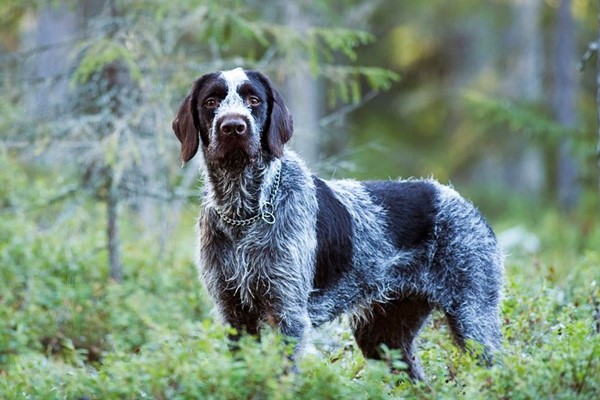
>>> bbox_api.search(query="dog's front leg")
[266,301,312,369]
[260,266,313,357]
[212,288,262,338]
[277,309,311,351]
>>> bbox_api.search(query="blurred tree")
[345,0,597,216]
[0,0,397,281]
[597,6,600,194]
[2,0,598,270]
[578,1,600,197]
[281,2,320,166]
[349,0,517,182]
[553,0,580,210]
[502,0,545,196]
[28,2,78,118]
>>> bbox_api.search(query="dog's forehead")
[220,67,249,92]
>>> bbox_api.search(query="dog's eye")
[204,98,219,109]
[248,96,260,106]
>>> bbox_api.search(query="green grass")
[0,159,599,399]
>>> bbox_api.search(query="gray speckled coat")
[172,68,504,379]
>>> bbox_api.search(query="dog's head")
[172,68,293,167]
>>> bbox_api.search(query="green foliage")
[312,28,374,62]
[1,155,599,399]
[71,40,142,86]
[1,0,600,398]
[464,91,579,144]
[463,91,599,192]
[323,65,400,107]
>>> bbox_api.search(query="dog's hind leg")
[444,302,502,364]
[434,252,503,362]
[352,298,433,380]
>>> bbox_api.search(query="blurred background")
[1,2,599,394]
[1,0,598,281]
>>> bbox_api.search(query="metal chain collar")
[214,163,281,227]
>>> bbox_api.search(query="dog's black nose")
[220,117,247,135]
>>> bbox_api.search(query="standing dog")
[172,67,504,379]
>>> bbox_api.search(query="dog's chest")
[217,224,282,303]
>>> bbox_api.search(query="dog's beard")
[206,134,261,173]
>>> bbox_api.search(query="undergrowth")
[0,157,599,399]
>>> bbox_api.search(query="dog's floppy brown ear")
[172,94,199,164]
[251,71,293,158]
[267,86,293,158]
[173,73,216,163]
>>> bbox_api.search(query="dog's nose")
[220,117,247,135]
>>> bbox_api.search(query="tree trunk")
[31,4,78,118]
[283,3,321,169]
[103,0,125,282]
[107,183,123,282]
[501,0,546,195]
[554,0,580,210]
[597,3,600,193]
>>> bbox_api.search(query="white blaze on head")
[216,67,250,116]
[221,67,249,92]
[211,67,255,136]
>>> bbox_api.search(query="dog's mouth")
[206,115,261,170]
[210,145,259,171]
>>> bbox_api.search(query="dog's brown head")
[172,68,293,167]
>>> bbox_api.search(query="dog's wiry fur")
[173,68,504,379]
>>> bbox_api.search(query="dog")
[172,67,504,379]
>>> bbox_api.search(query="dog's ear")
[252,72,293,158]
[172,94,199,164]
[172,74,214,164]
[268,87,293,158]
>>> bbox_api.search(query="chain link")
[214,163,282,227]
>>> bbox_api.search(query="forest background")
[0,0,599,398]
